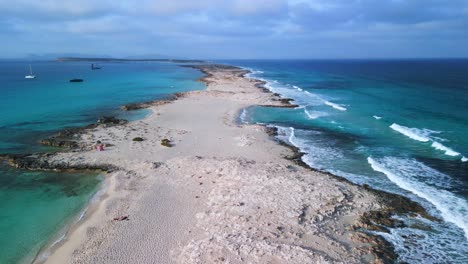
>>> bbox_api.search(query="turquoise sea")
[0,60,204,264]
[226,59,468,263]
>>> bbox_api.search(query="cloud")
[0,0,467,58]
[63,16,134,34]
[0,0,113,20]
[230,0,287,16]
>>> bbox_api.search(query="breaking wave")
[431,142,461,156]
[390,123,465,160]
[368,157,468,239]
[390,123,431,142]
[324,101,347,111]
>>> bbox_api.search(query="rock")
[40,138,79,148]
[97,116,127,125]
[121,103,144,111]
[40,117,125,149]
[161,138,172,147]
[132,137,144,142]
[113,215,129,221]
[0,153,119,172]
[121,98,175,111]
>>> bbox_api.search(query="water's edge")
[2,63,430,263]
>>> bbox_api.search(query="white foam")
[240,67,263,79]
[239,108,248,124]
[275,126,306,150]
[390,124,464,159]
[293,85,303,91]
[262,80,326,107]
[288,127,296,144]
[77,208,88,222]
[35,233,67,262]
[368,157,468,239]
[324,101,347,111]
[390,123,431,142]
[373,115,382,120]
[304,109,327,119]
[462,156,468,162]
[431,142,461,157]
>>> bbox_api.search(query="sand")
[35,65,391,263]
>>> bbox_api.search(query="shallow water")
[228,59,468,263]
[0,60,204,264]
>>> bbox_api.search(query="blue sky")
[1,0,468,59]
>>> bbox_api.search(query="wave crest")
[368,157,468,239]
[390,123,431,142]
[324,101,347,111]
[431,142,461,156]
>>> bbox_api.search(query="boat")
[25,64,36,79]
[69,78,84,82]
[91,64,101,70]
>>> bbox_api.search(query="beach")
[11,64,424,263]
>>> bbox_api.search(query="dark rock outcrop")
[0,153,118,172]
[40,125,95,148]
[121,98,176,111]
[40,117,127,149]
[161,138,173,147]
[97,116,127,125]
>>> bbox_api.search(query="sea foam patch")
[390,123,464,159]
[390,123,431,142]
[431,142,461,156]
[368,157,468,239]
[304,109,327,119]
[324,101,347,111]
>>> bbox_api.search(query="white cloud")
[230,0,287,15]
[64,16,130,34]
[0,0,467,58]
[0,0,112,18]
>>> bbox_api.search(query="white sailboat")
[25,64,36,79]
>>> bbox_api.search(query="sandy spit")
[34,64,396,264]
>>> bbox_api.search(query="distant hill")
[25,53,111,60]
[56,57,206,63]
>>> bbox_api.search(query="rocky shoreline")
[1,64,437,263]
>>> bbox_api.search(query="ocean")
[0,60,204,264]
[226,59,468,263]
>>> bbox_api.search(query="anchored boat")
[25,64,36,79]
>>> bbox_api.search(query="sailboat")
[25,64,36,79]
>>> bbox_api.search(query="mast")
[29,64,33,75]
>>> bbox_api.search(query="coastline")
[5,64,433,263]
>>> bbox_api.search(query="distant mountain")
[24,53,111,60]
[56,57,206,63]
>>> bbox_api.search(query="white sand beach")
[35,65,393,264]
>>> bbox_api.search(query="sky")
[1,0,468,59]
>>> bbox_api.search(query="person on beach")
[96,140,105,151]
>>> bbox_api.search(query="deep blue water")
[224,59,468,263]
[0,60,204,264]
